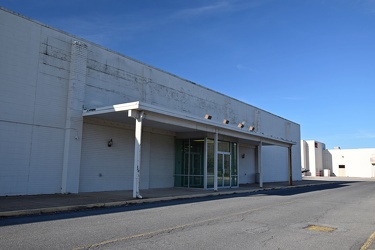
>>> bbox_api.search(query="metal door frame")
[218,151,231,188]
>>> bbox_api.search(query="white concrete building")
[301,140,375,178]
[0,8,301,197]
[301,140,326,176]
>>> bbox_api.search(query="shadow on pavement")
[0,181,352,227]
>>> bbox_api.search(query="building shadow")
[0,181,354,227]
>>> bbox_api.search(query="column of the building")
[129,110,144,198]
[61,40,88,193]
[214,129,218,191]
[204,138,208,189]
[289,145,293,185]
[257,142,263,188]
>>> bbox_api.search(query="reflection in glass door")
[189,152,203,187]
[218,152,231,187]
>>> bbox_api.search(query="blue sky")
[1,0,374,149]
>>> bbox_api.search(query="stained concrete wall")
[84,49,299,145]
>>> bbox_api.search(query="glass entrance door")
[218,152,231,187]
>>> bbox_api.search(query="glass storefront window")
[218,141,230,152]
[175,139,204,188]
[207,139,214,175]
[175,138,238,189]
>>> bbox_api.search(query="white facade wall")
[79,122,135,192]
[238,145,256,184]
[301,140,310,171]
[0,8,301,196]
[79,120,175,192]
[301,140,325,176]
[83,44,302,185]
[262,146,289,182]
[0,10,69,195]
[328,148,375,178]
[302,139,375,178]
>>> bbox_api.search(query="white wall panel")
[80,122,135,192]
[262,146,289,182]
[0,122,65,195]
[140,131,150,189]
[149,133,175,188]
[239,145,256,184]
[0,122,32,195]
[329,148,375,178]
[0,10,41,124]
[80,122,175,191]
[28,126,65,194]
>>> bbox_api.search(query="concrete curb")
[0,182,334,218]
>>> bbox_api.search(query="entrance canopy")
[83,101,296,197]
[83,101,296,147]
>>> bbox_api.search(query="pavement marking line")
[361,231,375,250]
[305,225,337,232]
[72,200,294,250]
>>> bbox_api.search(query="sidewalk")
[0,178,336,218]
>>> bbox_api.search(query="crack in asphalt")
[72,201,294,249]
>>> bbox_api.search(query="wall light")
[249,126,255,131]
[223,119,229,124]
[108,139,113,147]
[204,114,212,120]
[238,122,245,128]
